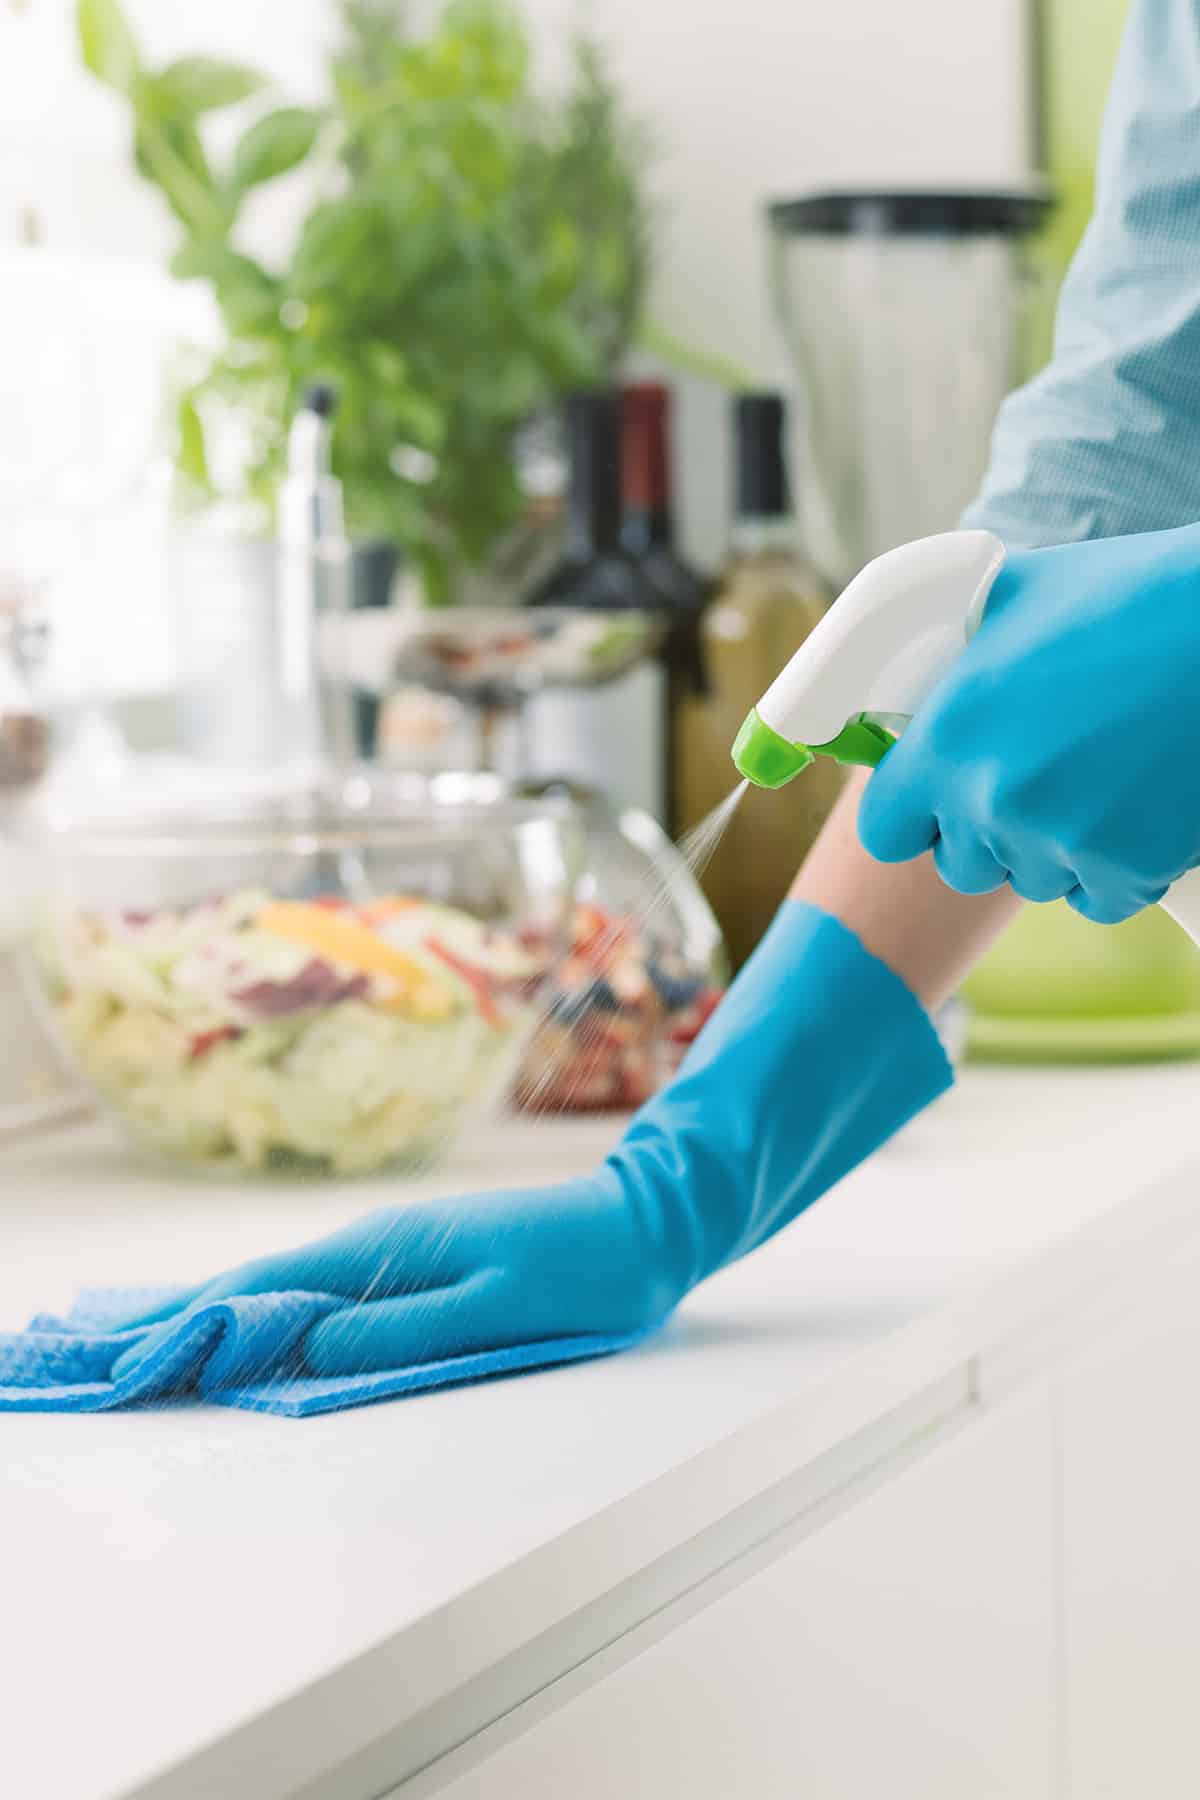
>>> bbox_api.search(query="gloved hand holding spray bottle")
[734,526,1200,942]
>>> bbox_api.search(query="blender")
[767,189,1051,589]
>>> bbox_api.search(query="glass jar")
[510,779,728,1113]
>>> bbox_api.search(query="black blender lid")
[767,188,1053,237]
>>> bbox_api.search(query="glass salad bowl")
[25,775,580,1178]
[508,781,728,1114]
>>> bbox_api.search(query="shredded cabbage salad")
[34,889,544,1176]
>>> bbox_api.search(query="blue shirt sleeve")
[964,0,1200,546]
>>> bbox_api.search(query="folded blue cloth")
[0,1288,650,1418]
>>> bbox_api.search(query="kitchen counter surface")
[4,1066,1200,1800]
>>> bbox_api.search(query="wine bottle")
[528,390,646,611]
[619,382,711,830]
[673,393,840,966]
[525,391,670,820]
[618,382,707,614]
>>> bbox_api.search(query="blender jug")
[767,190,1051,589]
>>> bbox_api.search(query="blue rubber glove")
[859,525,1200,925]
[114,903,951,1383]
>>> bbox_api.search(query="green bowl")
[963,900,1200,1062]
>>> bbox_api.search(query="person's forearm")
[791,771,1022,1010]
[964,0,1200,548]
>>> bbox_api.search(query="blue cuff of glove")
[609,901,954,1297]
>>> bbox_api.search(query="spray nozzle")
[733,708,896,789]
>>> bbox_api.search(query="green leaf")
[176,393,209,488]
[387,392,447,449]
[232,108,320,192]
[637,319,754,393]
[158,57,265,115]
[135,124,228,238]
[416,545,456,609]
[76,0,140,96]
[290,197,380,297]
[168,240,214,281]
[135,108,210,180]
[212,255,282,336]
[169,242,278,342]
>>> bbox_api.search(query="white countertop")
[4,1066,1200,1800]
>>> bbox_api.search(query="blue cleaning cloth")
[0,1288,649,1418]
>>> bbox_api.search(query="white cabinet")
[1059,1246,1200,1799]
[428,1390,1056,1800]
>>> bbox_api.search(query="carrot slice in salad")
[359,896,421,926]
[256,901,430,990]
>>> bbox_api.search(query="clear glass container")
[25,774,580,1178]
[509,779,728,1114]
[768,190,1051,587]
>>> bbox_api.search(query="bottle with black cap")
[729,392,797,562]
[672,392,842,967]
[525,389,670,820]
[528,389,637,611]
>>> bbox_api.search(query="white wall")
[0,0,1034,694]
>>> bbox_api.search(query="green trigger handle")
[732,710,900,790]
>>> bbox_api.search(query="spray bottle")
[731,530,1200,945]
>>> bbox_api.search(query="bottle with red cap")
[525,387,708,830]
[619,382,708,617]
